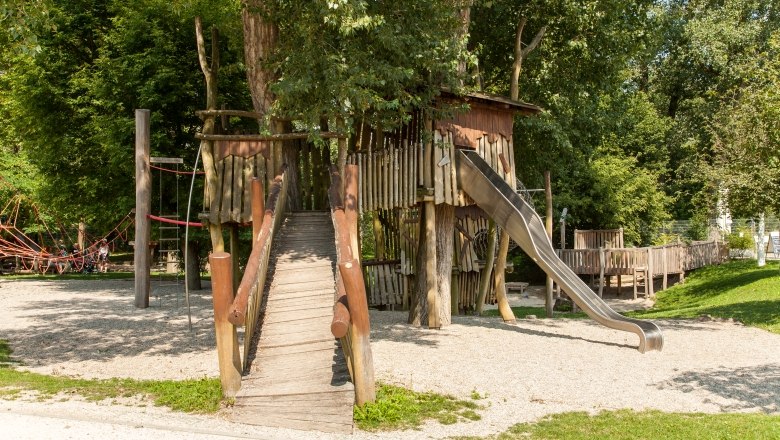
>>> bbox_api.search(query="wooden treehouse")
[198,92,543,432]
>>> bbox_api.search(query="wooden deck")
[231,211,354,434]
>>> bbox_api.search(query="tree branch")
[195,16,210,78]
[510,17,527,100]
[511,17,547,101]
[521,25,547,58]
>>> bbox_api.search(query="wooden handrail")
[228,169,287,326]
[195,132,347,141]
[328,167,352,337]
[328,164,376,405]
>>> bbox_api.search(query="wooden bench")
[505,282,529,297]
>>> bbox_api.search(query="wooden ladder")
[633,266,649,300]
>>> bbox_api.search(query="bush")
[726,228,753,258]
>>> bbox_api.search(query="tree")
[471,0,670,245]
[0,0,246,232]
[646,0,779,223]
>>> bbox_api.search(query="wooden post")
[251,178,264,243]
[134,109,151,309]
[598,247,606,298]
[338,260,376,405]
[78,221,86,252]
[647,247,655,297]
[475,220,497,316]
[662,246,668,291]
[209,252,242,398]
[229,225,240,290]
[451,268,460,316]
[544,171,553,317]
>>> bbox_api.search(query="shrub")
[726,228,753,258]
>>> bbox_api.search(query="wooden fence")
[574,229,624,249]
[558,239,727,297]
[347,132,515,213]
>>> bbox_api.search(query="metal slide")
[456,149,663,353]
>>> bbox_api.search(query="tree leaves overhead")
[1,0,778,243]
[268,0,472,131]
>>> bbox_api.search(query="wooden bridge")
[231,211,354,433]
[206,167,375,434]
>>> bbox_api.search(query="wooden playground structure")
[166,91,546,432]
[125,29,724,433]
[558,228,728,298]
[172,83,731,429]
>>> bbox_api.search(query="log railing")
[558,238,726,297]
[328,164,376,406]
[210,168,289,395]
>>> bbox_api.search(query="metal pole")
[183,146,202,331]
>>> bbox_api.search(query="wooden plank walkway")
[231,211,354,434]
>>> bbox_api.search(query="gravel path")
[0,278,778,439]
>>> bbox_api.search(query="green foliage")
[0,0,247,232]
[725,228,754,256]
[0,0,55,54]
[471,1,672,243]
[630,260,780,333]
[648,0,780,221]
[465,409,780,440]
[269,1,472,132]
[353,382,481,431]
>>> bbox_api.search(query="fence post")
[647,247,655,298]
[598,247,605,298]
[210,252,242,398]
[662,246,668,291]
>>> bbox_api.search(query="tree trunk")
[408,204,428,326]
[490,16,546,321]
[434,204,455,326]
[493,231,516,322]
[186,239,202,290]
[757,212,766,267]
[195,17,224,252]
[242,1,277,116]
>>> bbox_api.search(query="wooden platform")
[232,211,354,434]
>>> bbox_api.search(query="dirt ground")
[0,277,778,439]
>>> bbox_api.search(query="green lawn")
[0,339,222,413]
[354,383,483,431]
[481,306,588,319]
[630,260,780,333]
[455,410,780,440]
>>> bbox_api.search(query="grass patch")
[630,260,780,333]
[481,306,588,319]
[0,339,221,412]
[454,409,780,439]
[354,382,482,431]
